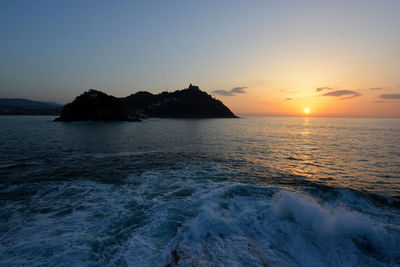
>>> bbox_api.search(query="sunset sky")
[1,0,400,117]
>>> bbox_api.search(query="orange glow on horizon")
[217,82,400,117]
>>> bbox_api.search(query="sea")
[0,115,399,266]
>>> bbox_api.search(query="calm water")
[0,116,399,266]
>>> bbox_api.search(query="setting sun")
[304,108,310,114]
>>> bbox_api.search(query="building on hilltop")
[188,83,200,91]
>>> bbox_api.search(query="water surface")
[1,116,399,266]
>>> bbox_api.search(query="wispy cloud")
[212,86,247,96]
[230,87,246,94]
[378,94,400,99]
[212,90,234,96]
[316,87,333,92]
[322,90,361,99]
[373,100,385,103]
[370,87,383,90]
[285,98,292,101]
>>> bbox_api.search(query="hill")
[54,90,140,122]
[122,84,237,118]
[0,98,62,115]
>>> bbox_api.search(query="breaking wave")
[1,164,399,266]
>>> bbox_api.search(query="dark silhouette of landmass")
[0,98,62,115]
[54,90,140,122]
[122,84,238,118]
[53,84,237,121]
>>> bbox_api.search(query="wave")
[1,164,399,266]
[158,185,399,266]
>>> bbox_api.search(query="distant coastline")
[0,98,62,115]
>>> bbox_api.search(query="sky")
[1,0,400,117]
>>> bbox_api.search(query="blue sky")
[1,0,399,116]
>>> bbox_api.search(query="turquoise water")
[0,116,399,266]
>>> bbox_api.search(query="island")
[54,84,238,122]
[54,90,140,122]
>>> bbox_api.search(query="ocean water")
[0,115,399,266]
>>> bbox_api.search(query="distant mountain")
[0,98,62,115]
[122,84,238,118]
[54,89,140,122]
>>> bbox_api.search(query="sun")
[304,108,310,114]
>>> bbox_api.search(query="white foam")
[120,173,400,266]
[269,190,400,264]
[1,165,399,266]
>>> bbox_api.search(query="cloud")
[378,94,400,99]
[322,90,361,99]
[316,87,333,92]
[373,100,385,103]
[285,98,292,100]
[212,86,247,96]
[370,87,383,90]
[230,87,247,94]
[212,90,234,96]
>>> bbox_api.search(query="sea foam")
[1,164,399,266]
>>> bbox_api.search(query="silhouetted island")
[54,90,140,122]
[122,84,238,118]
[55,84,237,122]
